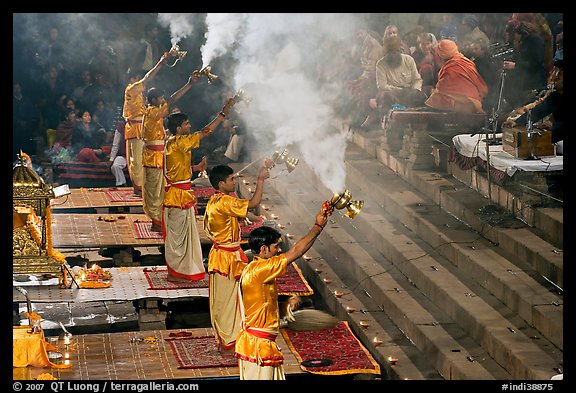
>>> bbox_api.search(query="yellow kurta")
[204,193,249,278]
[123,80,145,140]
[142,103,168,168]
[235,254,289,367]
[163,133,202,209]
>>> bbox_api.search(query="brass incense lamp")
[323,189,364,218]
[233,89,252,105]
[235,147,299,177]
[166,44,187,67]
[271,148,299,173]
[199,65,218,84]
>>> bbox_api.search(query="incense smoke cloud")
[158,13,196,47]
[201,13,361,193]
[202,13,246,68]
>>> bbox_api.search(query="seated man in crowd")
[425,39,488,114]
[370,35,426,126]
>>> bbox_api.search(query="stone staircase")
[233,122,563,381]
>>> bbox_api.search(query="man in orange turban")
[425,39,488,113]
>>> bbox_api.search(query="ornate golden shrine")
[13,153,67,285]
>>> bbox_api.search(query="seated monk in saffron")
[425,39,488,114]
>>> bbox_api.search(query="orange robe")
[425,54,488,113]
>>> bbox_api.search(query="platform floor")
[12,327,304,380]
[50,213,212,248]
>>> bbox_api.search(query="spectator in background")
[109,120,128,187]
[134,24,164,73]
[372,36,425,124]
[82,69,116,113]
[458,14,491,56]
[72,109,107,162]
[411,32,439,96]
[222,115,246,163]
[479,13,509,46]
[54,109,77,150]
[466,39,499,111]
[35,26,66,71]
[511,13,554,72]
[502,19,548,111]
[92,98,116,132]
[383,24,411,55]
[425,39,488,114]
[345,29,384,128]
[439,13,460,42]
[71,69,93,109]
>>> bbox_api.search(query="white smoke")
[229,13,361,193]
[157,13,196,47]
[201,13,246,68]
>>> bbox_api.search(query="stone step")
[238,131,562,380]
[268,158,561,380]
[350,129,563,289]
[351,128,563,249]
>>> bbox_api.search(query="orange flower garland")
[45,206,66,263]
[78,281,111,289]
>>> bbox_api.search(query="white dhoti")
[163,207,205,280]
[126,138,144,188]
[111,156,127,186]
[238,359,286,380]
[224,134,245,162]
[143,166,164,227]
[209,273,242,349]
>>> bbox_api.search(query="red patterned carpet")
[143,264,312,296]
[281,321,381,375]
[133,221,163,239]
[165,335,237,369]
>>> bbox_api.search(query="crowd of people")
[12,13,564,380]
